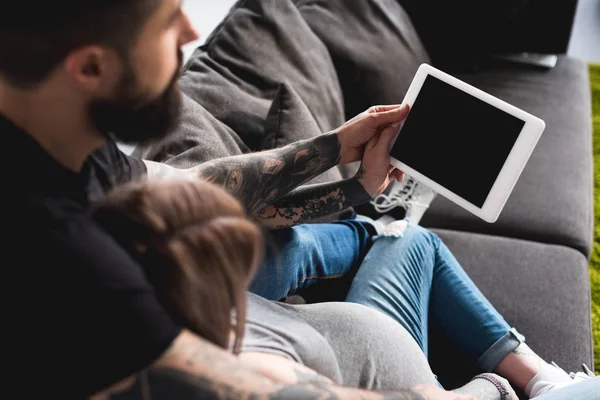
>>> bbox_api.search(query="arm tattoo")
[257,179,371,229]
[142,133,342,214]
[115,332,428,400]
[193,132,342,213]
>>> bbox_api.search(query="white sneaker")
[566,362,596,380]
[527,362,596,398]
[371,176,437,224]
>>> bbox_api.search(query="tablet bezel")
[389,63,546,223]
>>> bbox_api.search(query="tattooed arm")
[195,132,343,213]
[144,132,342,213]
[256,178,371,229]
[111,329,431,400]
[255,119,411,229]
[142,105,411,217]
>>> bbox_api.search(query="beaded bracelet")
[472,373,510,400]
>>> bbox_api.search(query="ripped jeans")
[249,218,523,373]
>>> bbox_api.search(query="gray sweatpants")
[243,293,438,389]
[243,294,515,399]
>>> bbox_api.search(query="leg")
[344,222,521,379]
[346,220,518,361]
[493,344,546,391]
[249,219,376,301]
[421,227,595,396]
[345,220,592,396]
[345,221,438,355]
[427,230,590,395]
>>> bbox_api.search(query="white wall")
[567,0,600,63]
[182,0,238,62]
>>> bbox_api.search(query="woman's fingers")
[393,168,406,182]
[368,104,405,113]
[366,105,410,131]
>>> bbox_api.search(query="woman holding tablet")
[93,177,594,399]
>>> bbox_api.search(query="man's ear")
[63,45,120,94]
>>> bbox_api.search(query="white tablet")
[389,63,546,223]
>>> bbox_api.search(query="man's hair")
[0,1,160,89]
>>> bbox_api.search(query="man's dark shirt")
[1,114,181,398]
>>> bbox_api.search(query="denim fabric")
[249,219,375,301]
[251,220,522,371]
[345,223,520,371]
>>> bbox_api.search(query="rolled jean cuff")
[477,328,526,372]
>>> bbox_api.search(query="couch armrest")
[398,0,579,71]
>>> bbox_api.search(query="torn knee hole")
[380,220,408,237]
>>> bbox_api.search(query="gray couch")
[134,0,594,395]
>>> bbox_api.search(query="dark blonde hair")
[93,180,263,353]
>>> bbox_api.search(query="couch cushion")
[421,56,594,258]
[133,84,349,187]
[396,0,579,73]
[262,82,333,152]
[295,0,430,120]
[131,93,249,168]
[134,0,350,208]
[428,229,594,389]
[179,0,345,150]
[263,82,349,193]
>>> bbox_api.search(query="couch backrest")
[398,0,580,72]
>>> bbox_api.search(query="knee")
[380,220,409,237]
[408,224,439,245]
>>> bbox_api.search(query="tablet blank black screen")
[390,75,525,208]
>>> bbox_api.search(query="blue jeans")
[249,219,375,301]
[250,219,523,372]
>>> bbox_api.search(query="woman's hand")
[355,123,406,198]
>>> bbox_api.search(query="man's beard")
[89,51,184,145]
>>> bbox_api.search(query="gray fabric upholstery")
[262,82,345,186]
[132,93,248,168]
[295,0,430,119]
[133,0,348,187]
[262,83,352,220]
[421,56,594,258]
[179,0,345,149]
[133,86,351,220]
[428,228,594,389]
